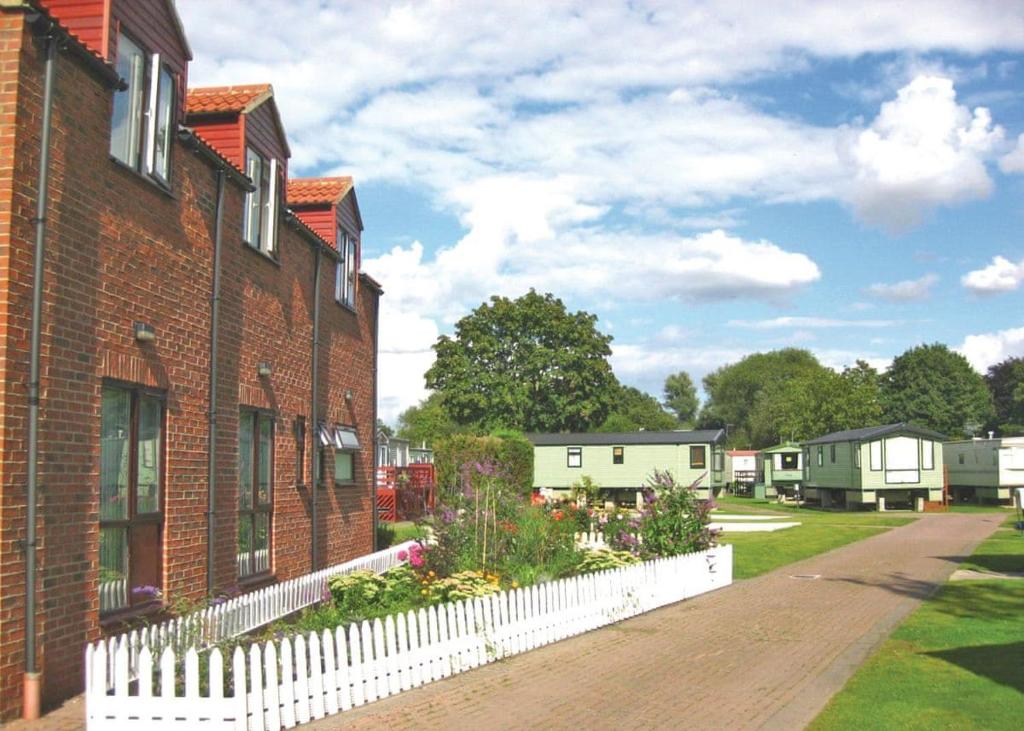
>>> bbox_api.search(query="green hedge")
[434,433,534,497]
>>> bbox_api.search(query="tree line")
[394,290,1021,448]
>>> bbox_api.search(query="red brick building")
[0,0,380,719]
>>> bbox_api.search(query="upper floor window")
[244,147,279,256]
[110,32,175,183]
[335,231,357,308]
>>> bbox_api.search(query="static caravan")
[725,450,758,492]
[759,442,804,499]
[944,436,1024,504]
[528,430,726,502]
[802,423,945,511]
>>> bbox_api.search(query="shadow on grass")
[827,575,1024,620]
[957,553,1024,574]
[928,641,1024,693]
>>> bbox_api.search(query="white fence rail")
[86,545,732,730]
[94,541,419,694]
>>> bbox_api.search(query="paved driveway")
[306,513,1002,731]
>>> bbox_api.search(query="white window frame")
[110,33,146,169]
[567,447,582,468]
[243,150,278,256]
[869,441,882,471]
[335,230,358,308]
[921,440,934,471]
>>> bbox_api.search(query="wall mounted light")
[133,321,156,343]
[257,362,272,378]
[344,388,354,402]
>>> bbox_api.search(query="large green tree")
[698,348,827,446]
[395,392,470,444]
[984,356,1024,431]
[663,371,699,425]
[425,290,617,432]
[595,385,677,433]
[749,361,884,446]
[881,343,994,436]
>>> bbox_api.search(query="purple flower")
[210,596,226,607]
[441,508,456,524]
[642,488,657,505]
[131,585,161,599]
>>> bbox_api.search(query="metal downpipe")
[310,245,322,571]
[206,168,226,596]
[23,31,57,721]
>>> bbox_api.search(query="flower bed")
[86,465,729,730]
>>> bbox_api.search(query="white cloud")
[999,133,1024,173]
[866,273,939,302]
[961,256,1024,294]
[728,316,898,329]
[958,326,1024,372]
[840,76,1004,232]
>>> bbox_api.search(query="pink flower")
[397,550,408,561]
[410,554,424,568]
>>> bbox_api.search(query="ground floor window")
[99,384,164,614]
[238,409,273,578]
[690,445,706,469]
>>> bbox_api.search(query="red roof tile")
[186,84,273,115]
[287,177,354,206]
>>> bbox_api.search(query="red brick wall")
[0,14,378,718]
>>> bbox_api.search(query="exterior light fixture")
[133,321,156,343]
[344,388,354,402]
[257,362,272,378]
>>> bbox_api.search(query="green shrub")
[638,470,716,558]
[434,433,533,497]
[571,475,601,506]
[327,566,419,623]
[575,549,641,574]
[376,522,396,549]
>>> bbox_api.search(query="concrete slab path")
[8,513,1001,731]
[306,513,1002,731]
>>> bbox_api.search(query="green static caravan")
[944,436,1024,504]
[527,429,726,503]
[758,442,804,499]
[802,423,946,511]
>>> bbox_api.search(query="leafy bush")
[434,433,533,497]
[376,522,396,549]
[502,505,580,586]
[327,566,419,623]
[571,475,601,506]
[427,571,505,603]
[575,549,641,574]
[598,509,642,552]
[638,470,716,557]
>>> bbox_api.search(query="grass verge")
[809,515,1024,731]
[713,495,917,579]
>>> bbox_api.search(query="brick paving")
[6,513,1001,731]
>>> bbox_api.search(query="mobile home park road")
[308,513,1002,731]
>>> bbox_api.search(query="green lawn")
[809,516,1024,731]
[958,515,1024,575]
[713,496,917,579]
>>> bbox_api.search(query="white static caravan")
[944,436,1024,504]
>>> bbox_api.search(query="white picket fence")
[92,541,419,695]
[86,545,732,730]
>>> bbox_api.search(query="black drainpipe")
[206,168,226,595]
[23,31,57,721]
[310,244,322,571]
[371,286,380,550]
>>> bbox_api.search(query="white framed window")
[110,34,145,168]
[922,440,934,470]
[243,149,278,255]
[335,230,358,308]
[567,447,582,468]
[110,33,175,183]
[869,441,882,471]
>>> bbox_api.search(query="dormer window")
[334,230,357,309]
[244,147,279,256]
[110,31,176,184]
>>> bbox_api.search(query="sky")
[177,1,1024,424]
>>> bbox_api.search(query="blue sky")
[177,1,1024,423]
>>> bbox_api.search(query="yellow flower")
[428,570,436,578]
[511,581,519,589]
[420,589,428,596]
